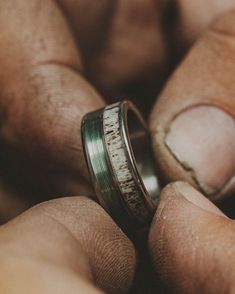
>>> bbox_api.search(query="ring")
[82,101,160,232]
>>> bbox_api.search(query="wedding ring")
[82,101,160,232]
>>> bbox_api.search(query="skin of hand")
[0,0,235,293]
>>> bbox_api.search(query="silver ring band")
[82,101,160,231]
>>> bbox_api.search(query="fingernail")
[165,106,235,196]
[173,182,225,216]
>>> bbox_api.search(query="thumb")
[149,182,235,294]
[150,9,235,201]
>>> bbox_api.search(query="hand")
[1,1,235,216]
[149,181,235,293]
[0,196,135,294]
[150,6,235,202]
[0,182,234,293]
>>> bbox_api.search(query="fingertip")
[161,181,225,216]
[148,182,185,253]
[148,182,232,293]
[148,181,225,267]
[4,196,136,294]
[43,196,137,294]
[149,181,225,244]
[150,8,235,202]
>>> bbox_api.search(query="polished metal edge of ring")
[82,100,160,231]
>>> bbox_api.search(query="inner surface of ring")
[127,109,160,206]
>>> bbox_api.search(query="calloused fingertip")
[148,181,226,251]
[171,181,226,216]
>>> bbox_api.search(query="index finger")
[0,196,135,293]
[0,0,104,195]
